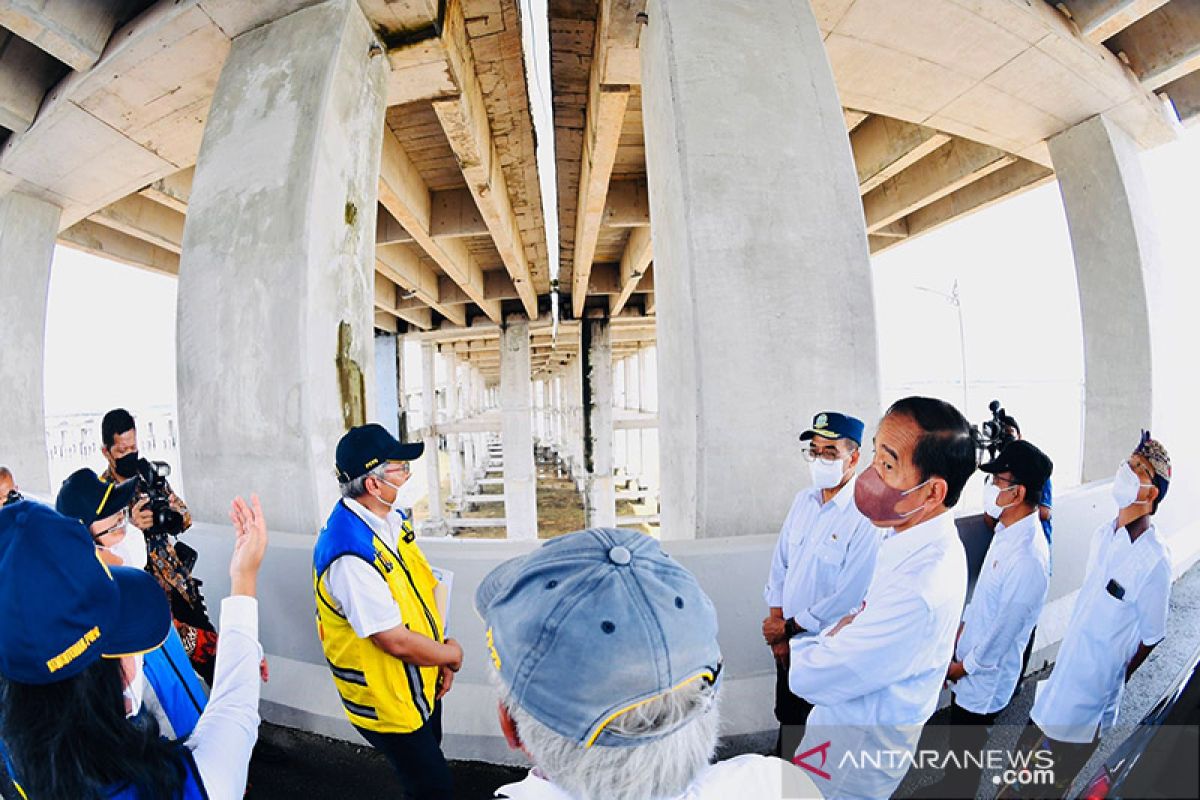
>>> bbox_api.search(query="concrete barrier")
[187,479,1200,763]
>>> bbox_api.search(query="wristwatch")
[784,618,805,639]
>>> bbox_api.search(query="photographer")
[100,407,218,684]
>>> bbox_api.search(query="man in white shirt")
[763,411,879,755]
[790,396,974,799]
[934,440,1053,798]
[1020,432,1172,794]
[313,423,462,799]
[476,528,819,800]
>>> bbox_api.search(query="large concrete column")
[375,331,400,439]
[420,342,447,533]
[642,0,880,539]
[500,321,538,538]
[0,193,60,495]
[177,0,386,532]
[445,351,464,502]
[1048,115,1159,482]
[582,319,616,527]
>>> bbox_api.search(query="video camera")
[974,399,1018,462]
[133,458,186,539]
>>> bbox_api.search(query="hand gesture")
[762,616,787,645]
[228,494,268,597]
[436,664,455,700]
[444,637,463,672]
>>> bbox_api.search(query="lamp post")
[915,280,969,415]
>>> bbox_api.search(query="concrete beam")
[0,32,63,133]
[88,192,186,253]
[430,0,538,317]
[862,138,1014,233]
[602,178,650,228]
[1162,69,1200,124]
[0,0,120,71]
[842,108,868,132]
[394,269,518,308]
[1060,0,1171,43]
[58,217,180,275]
[375,243,468,326]
[850,115,951,194]
[582,318,615,527]
[137,166,193,214]
[428,187,488,238]
[609,224,651,316]
[1108,1,1200,90]
[378,126,502,321]
[904,159,1054,240]
[374,309,399,333]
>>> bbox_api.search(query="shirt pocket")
[1085,580,1133,633]
[813,539,845,592]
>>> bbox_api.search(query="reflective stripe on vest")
[143,627,208,739]
[313,501,443,733]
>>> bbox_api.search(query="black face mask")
[2,490,21,507]
[114,452,141,479]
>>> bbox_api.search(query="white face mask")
[982,478,1018,518]
[809,456,848,490]
[110,523,148,570]
[123,654,146,718]
[377,475,424,512]
[1112,461,1153,510]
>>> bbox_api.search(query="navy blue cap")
[799,412,865,446]
[475,529,722,749]
[335,423,424,483]
[56,467,138,527]
[0,502,171,685]
[980,440,1053,489]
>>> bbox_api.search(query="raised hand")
[228,494,268,597]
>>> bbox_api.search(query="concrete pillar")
[0,193,60,495]
[500,321,538,538]
[420,342,447,533]
[626,352,643,484]
[375,332,400,439]
[1048,115,1159,483]
[641,0,880,539]
[176,0,386,533]
[445,352,463,502]
[582,319,616,528]
[642,346,661,506]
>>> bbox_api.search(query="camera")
[974,400,1018,461]
[3,490,21,507]
[134,458,186,539]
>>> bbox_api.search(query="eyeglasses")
[802,447,843,463]
[93,510,129,540]
[387,462,411,476]
[984,475,1018,490]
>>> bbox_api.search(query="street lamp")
[914,280,969,415]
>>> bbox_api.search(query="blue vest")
[108,746,208,799]
[143,627,208,738]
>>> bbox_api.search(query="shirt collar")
[343,497,403,547]
[495,771,575,800]
[879,509,957,563]
[994,508,1040,545]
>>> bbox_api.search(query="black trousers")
[932,699,1001,799]
[354,703,453,800]
[774,658,814,757]
[1007,722,1099,798]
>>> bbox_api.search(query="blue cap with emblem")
[335,423,425,483]
[474,528,722,748]
[0,501,171,685]
[799,411,865,446]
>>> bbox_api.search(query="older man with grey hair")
[477,528,816,800]
[313,423,461,799]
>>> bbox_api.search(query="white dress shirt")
[187,595,262,800]
[1031,519,1171,743]
[324,499,411,637]
[789,510,967,799]
[764,475,880,632]
[494,754,819,799]
[953,509,1050,714]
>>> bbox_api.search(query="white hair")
[339,463,389,499]
[493,671,720,800]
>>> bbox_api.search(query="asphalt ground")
[248,561,1200,799]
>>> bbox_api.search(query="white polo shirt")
[1031,518,1171,743]
[494,754,819,799]
[789,510,967,800]
[953,508,1050,714]
[763,475,880,632]
[323,498,410,637]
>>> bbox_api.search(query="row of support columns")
[0,0,1185,543]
